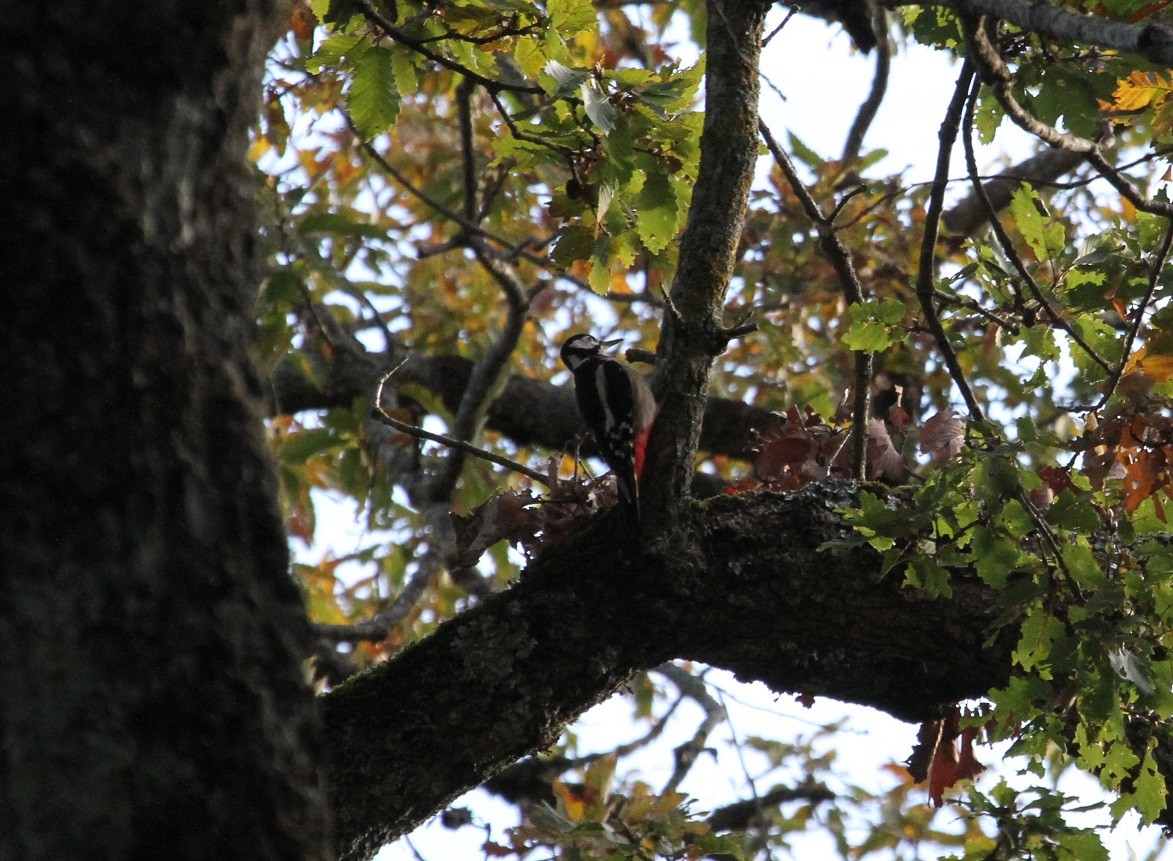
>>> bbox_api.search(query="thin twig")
[427,243,531,500]
[344,112,551,267]
[372,369,550,486]
[314,561,435,643]
[1099,218,1173,406]
[358,0,544,95]
[762,6,799,46]
[656,664,727,793]
[915,61,986,422]
[1086,149,1173,217]
[760,119,872,478]
[717,688,777,861]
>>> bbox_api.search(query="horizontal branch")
[321,481,1017,859]
[929,0,1173,65]
[268,343,771,463]
[942,148,1085,239]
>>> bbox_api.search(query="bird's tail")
[615,468,640,521]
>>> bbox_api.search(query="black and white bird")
[560,333,658,518]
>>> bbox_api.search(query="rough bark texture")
[2,3,329,858]
[321,483,1016,859]
[645,0,772,531]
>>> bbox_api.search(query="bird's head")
[560,333,620,371]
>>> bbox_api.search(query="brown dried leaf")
[867,418,908,481]
[920,409,966,464]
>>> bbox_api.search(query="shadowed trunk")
[1,3,330,857]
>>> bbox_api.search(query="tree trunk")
[1,3,330,858]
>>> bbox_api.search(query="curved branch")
[841,6,891,165]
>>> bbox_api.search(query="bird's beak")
[602,338,623,349]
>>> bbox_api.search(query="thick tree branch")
[927,0,1173,66]
[321,482,1018,859]
[942,148,1085,239]
[268,321,773,467]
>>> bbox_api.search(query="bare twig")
[372,369,550,486]
[943,149,1085,238]
[656,664,727,793]
[427,243,532,500]
[1099,218,1173,406]
[1085,149,1173,217]
[760,119,872,478]
[762,6,799,46]
[915,61,986,421]
[314,559,436,643]
[344,112,554,268]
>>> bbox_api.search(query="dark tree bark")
[2,3,329,858]
[321,484,1017,859]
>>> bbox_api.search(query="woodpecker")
[560,333,658,517]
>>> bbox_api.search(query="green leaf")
[842,298,907,353]
[904,556,952,597]
[349,45,400,139]
[390,47,418,97]
[552,224,596,267]
[1013,610,1064,676]
[1061,540,1106,591]
[634,170,678,254]
[514,36,545,77]
[1132,749,1168,822]
[581,82,617,133]
[299,211,386,239]
[1010,184,1065,261]
[1056,831,1108,861]
[787,132,823,169]
[547,0,596,36]
[307,33,366,74]
[971,525,1022,588]
[282,428,338,464]
[998,498,1033,539]
[1046,490,1101,532]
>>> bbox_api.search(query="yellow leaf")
[1110,70,1173,113]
